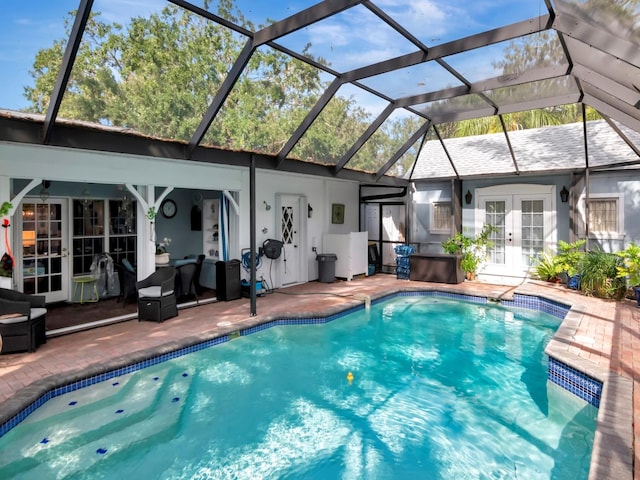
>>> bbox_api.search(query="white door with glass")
[476,185,556,279]
[278,194,304,286]
[17,199,70,303]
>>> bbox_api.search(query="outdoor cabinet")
[409,253,465,284]
[322,232,368,281]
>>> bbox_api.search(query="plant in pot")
[155,237,172,265]
[442,224,496,280]
[554,239,585,285]
[616,243,640,306]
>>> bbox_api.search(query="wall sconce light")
[39,180,51,203]
[308,203,313,218]
[560,186,569,203]
[465,190,473,205]
[263,201,271,211]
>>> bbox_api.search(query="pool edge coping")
[0,284,632,479]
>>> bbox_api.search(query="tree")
[23,1,397,168]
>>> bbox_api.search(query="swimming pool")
[0,294,597,479]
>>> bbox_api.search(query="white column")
[0,176,12,288]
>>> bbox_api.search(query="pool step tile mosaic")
[548,357,602,407]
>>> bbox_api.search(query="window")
[72,198,137,275]
[579,193,624,239]
[429,201,452,234]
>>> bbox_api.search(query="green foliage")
[0,201,12,217]
[554,240,586,277]
[442,224,497,276]
[616,243,640,287]
[578,250,626,299]
[22,2,410,169]
[531,251,561,281]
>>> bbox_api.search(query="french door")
[477,185,555,279]
[18,199,70,303]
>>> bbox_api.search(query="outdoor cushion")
[174,258,197,267]
[122,258,136,273]
[31,308,47,319]
[0,315,28,324]
[0,313,23,320]
[138,286,174,298]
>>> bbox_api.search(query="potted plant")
[554,239,585,285]
[155,237,172,265]
[616,243,640,306]
[442,224,497,280]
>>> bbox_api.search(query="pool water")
[0,296,597,479]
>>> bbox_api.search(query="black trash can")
[317,254,337,283]
[216,259,241,301]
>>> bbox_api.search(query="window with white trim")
[579,193,624,239]
[429,201,452,234]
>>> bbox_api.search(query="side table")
[73,276,99,304]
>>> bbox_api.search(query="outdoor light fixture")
[308,203,313,218]
[465,190,473,205]
[39,180,51,203]
[560,186,569,203]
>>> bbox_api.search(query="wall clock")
[331,203,345,224]
[161,199,177,219]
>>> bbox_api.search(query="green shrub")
[555,240,586,277]
[616,243,640,287]
[578,250,626,299]
[531,251,561,281]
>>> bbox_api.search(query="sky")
[0,0,547,112]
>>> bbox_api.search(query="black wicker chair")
[0,288,47,354]
[136,267,178,322]
[114,262,138,307]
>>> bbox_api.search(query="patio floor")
[0,274,638,478]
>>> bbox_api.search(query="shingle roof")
[412,120,640,180]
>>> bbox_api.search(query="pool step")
[0,366,194,477]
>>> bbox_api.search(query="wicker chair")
[136,267,178,322]
[0,288,47,354]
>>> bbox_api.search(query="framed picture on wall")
[331,203,345,224]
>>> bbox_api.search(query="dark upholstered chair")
[136,267,178,322]
[180,254,206,294]
[114,262,137,307]
[176,262,198,303]
[0,288,47,354]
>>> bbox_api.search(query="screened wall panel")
[411,129,457,179]
[58,0,247,143]
[1,0,83,112]
[202,45,328,155]
[274,4,418,73]
[348,110,423,175]
[290,83,388,165]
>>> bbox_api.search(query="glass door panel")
[484,200,508,265]
[520,200,545,266]
[21,199,69,303]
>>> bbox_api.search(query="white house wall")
[237,169,359,285]
[573,171,640,252]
